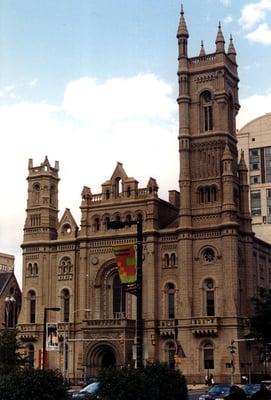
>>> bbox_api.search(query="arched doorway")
[86,343,119,376]
[101,349,116,369]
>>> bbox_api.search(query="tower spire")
[177,4,189,39]
[215,21,225,53]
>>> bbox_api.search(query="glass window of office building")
[249,148,260,171]
[251,191,261,216]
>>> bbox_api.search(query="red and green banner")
[112,245,136,284]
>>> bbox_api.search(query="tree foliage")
[0,329,25,375]
[0,369,69,400]
[251,288,271,342]
[98,362,188,400]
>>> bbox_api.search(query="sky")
[1,0,271,285]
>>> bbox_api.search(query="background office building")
[237,113,271,243]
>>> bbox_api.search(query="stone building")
[0,253,21,330]
[18,8,271,382]
[237,113,271,243]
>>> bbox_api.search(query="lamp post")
[108,216,143,369]
[42,307,60,370]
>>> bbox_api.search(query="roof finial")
[181,3,184,16]
[199,40,206,56]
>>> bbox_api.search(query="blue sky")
[1,0,271,283]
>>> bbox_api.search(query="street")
[188,388,206,400]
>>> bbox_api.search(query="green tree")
[0,329,25,375]
[251,288,271,342]
[0,369,69,400]
[98,362,188,400]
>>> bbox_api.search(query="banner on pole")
[112,245,136,284]
[46,322,59,351]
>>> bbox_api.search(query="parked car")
[71,381,101,400]
[199,384,246,400]
[242,383,271,399]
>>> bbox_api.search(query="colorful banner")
[46,322,59,351]
[112,245,136,284]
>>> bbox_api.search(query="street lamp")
[108,215,143,369]
[4,296,16,328]
[42,307,60,370]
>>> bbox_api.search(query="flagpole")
[108,216,144,369]
[136,215,143,369]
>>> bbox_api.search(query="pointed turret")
[199,40,206,57]
[177,4,189,39]
[227,34,236,62]
[177,4,189,59]
[215,22,225,53]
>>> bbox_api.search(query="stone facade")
[18,9,271,383]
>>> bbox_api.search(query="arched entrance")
[86,343,119,376]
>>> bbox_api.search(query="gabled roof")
[0,272,13,295]
[57,208,78,238]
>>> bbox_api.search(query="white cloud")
[239,0,271,45]
[0,74,179,286]
[224,15,233,25]
[245,23,271,44]
[237,92,271,129]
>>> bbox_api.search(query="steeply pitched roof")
[0,272,12,295]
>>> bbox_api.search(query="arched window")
[164,253,170,267]
[113,274,126,318]
[28,263,33,275]
[33,183,40,204]
[165,283,175,319]
[170,253,176,267]
[94,217,100,232]
[203,341,214,370]
[33,263,38,275]
[61,289,70,322]
[115,177,121,197]
[27,343,35,368]
[104,217,110,230]
[201,91,213,132]
[28,290,36,323]
[204,279,215,316]
[126,214,132,226]
[165,341,176,369]
[59,257,73,275]
[127,186,131,197]
[211,186,217,202]
[105,190,110,200]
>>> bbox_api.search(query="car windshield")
[243,384,261,393]
[80,381,100,394]
[209,385,230,395]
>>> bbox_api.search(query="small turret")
[227,34,237,62]
[199,40,206,57]
[215,22,225,53]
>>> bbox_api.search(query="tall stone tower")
[176,8,254,379]
[24,156,59,242]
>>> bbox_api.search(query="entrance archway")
[86,343,118,376]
